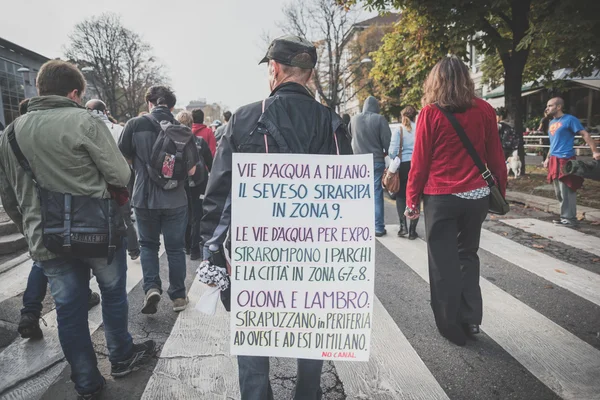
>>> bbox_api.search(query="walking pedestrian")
[15,97,101,341]
[200,34,352,400]
[537,112,551,162]
[87,98,140,260]
[496,109,519,160]
[543,97,600,226]
[176,110,213,260]
[214,110,232,142]
[192,108,217,157]
[389,105,418,239]
[119,86,199,314]
[405,56,507,346]
[0,60,155,399]
[349,96,392,236]
[176,110,194,128]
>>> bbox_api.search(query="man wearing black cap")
[201,35,352,400]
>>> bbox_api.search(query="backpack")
[499,122,519,150]
[144,115,195,190]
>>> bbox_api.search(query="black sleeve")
[201,116,234,256]
[335,125,353,155]
[119,119,136,159]
[201,139,214,171]
[185,139,200,172]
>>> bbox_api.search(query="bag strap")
[434,104,495,188]
[262,99,269,154]
[260,98,340,156]
[398,125,404,161]
[6,124,39,185]
[143,114,163,134]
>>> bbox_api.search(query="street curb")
[506,191,600,222]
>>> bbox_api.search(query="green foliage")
[347,24,394,112]
[369,8,467,117]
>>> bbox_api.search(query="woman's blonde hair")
[421,55,475,112]
[176,110,193,128]
[401,106,417,132]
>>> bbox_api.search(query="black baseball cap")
[259,35,317,69]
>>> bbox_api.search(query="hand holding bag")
[435,105,510,215]
[382,126,403,194]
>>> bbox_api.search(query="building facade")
[0,37,49,127]
[338,13,401,117]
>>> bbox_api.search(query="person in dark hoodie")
[119,86,199,314]
[200,34,352,400]
[349,96,392,236]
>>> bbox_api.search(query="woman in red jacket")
[405,56,507,346]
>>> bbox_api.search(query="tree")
[65,13,166,120]
[369,9,467,118]
[279,0,357,109]
[346,23,395,116]
[338,0,600,173]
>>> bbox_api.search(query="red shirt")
[547,155,583,191]
[192,123,217,156]
[406,98,507,210]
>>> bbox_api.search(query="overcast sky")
[0,0,374,112]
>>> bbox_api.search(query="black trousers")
[423,194,488,337]
[185,185,204,254]
[395,161,411,220]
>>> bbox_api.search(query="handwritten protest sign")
[231,153,375,361]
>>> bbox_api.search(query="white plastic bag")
[195,286,221,315]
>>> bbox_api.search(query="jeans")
[136,206,188,300]
[185,185,204,255]
[374,161,386,233]
[21,263,47,318]
[238,356,323,400]
[39,243,133,395]
[21,263,93,318]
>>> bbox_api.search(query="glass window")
[0,60,5,72]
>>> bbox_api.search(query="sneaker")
[76,377,106,400]
[172,297,189,312]
[141,289,161,314]
[128,248,140,260]
[18,313,43,340]
[88,292,101,310]
[375,229,387,237]
[553,218,577,227]
[111,340,156,378]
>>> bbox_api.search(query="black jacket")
[200,82,352,253]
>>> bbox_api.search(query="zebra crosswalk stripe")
[479,228,600,307]
[500,218,600,258]
[379,225,600,400]
[0,241,165,400]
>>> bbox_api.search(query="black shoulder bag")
[6,124,125,263]
[435,105,510,215]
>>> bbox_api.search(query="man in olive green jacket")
[0,60,154,399]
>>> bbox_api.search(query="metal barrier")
[522,133,600,149]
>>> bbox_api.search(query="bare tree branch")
[279,0,357,109]
[65,12,167,120]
